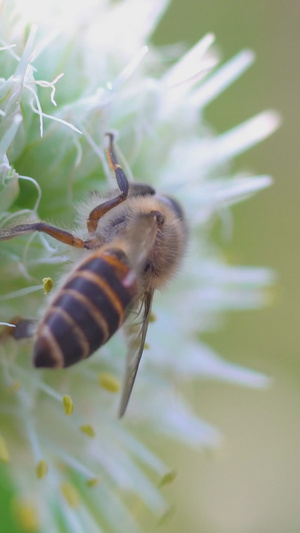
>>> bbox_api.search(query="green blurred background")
[153,1,300,532]
[1,1,299,532]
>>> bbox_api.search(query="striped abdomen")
[33,251,137,368]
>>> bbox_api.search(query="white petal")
[0,114,22,159]
[88,483,142,533]
[0,284,43,300]
[93,440,167,514]
[166,111,281,177]
[163,33,216,86]
[115,427,167,474]
[113,45,148,89]
[210,110,281,164]
[148,392,221,447]
[191,49,255,108]
[213,175,273,206]
[171,342,271,388]
[195,264,275,286]
[14,25,37,77]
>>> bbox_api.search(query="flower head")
[0,0,280,530]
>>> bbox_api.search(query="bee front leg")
[87,132,130,233]
[0,317,37,341]
[0,222,96,249]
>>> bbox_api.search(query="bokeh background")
[152,1,300,532]
[1,1,299,532]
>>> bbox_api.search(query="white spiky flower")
[0,0,280,531]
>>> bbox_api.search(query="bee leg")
[0,222,96,249]
[0,317,37,340]
[87,132,130,233]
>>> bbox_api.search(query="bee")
[0,133,187,416]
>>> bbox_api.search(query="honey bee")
[0,133,187,416]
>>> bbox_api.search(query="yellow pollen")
[63,395,74,415]
[42,277,54,294]
[0,436,10,463]
[158,470,177,488]
[13,498,40,531]
[61,482,80,508]
[144,342,150,350]
[149,311,156,323]
[98,372,120,393]
[80,425,95,438]
[86,478,100,488]
[36,460,48,479]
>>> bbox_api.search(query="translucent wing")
[118,289,154,418]
[122,211,158,288]
[118,211,160,417]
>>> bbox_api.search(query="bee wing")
[123,212,158,287]
[118,212,159,417]
[118,289,154,418]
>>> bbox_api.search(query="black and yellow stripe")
[33,251,137,368]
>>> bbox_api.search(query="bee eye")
[156,195,184,220]
[166,198,184,220]
[144,261,151,273]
